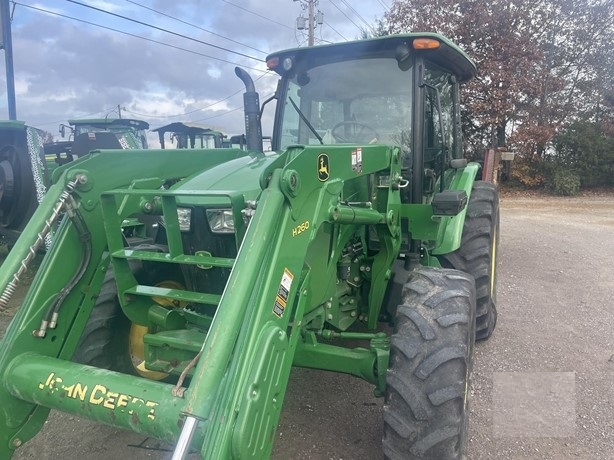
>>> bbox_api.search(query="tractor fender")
[432,162,480,255]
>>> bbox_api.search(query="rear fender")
[400,162,479,256]
[432,162,479,254]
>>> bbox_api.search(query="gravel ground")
[1,195,613,459]
[466,195,614,460]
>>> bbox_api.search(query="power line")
[15,2,267,73]
[221,0,294,30]
[122,89,245,119]
[376,0,390,12]
[324,20,348,41]
[123,0,268,55]
[338,0,371,29]
[328,0,363,34]
[65,0,262,62]
[16,3,276,127]
[193,93,276,123]
[191,105,243,123]
[121,71,273,120]
[31,106,121,128]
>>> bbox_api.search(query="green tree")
[551,122,614,187]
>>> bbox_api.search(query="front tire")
[73,248,185,380]
[383,267,476,460]
[71,270,135,373]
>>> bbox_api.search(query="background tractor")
[0,121,47,245]
[49,117,150,172]
[0,32,498,459]
[153,121,247,150]
[0,117,149,246]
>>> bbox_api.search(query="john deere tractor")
[0,32,498,459]
[0,117,149,245]
[153,122,250,151]
[0,121,48,245]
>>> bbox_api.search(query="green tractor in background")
[0,117,149,245]
[0,121,48,245]
[153,121,248,150]
[48,117,149,172]
[0,32,498,459]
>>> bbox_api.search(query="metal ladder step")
[124,285,221,306]
[112,249,235,269]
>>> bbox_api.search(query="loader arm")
[177,143,403,458]
[0,147,249,457]
[0,143,402,459]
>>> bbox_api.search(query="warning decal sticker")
[351,147,363,174]
[273,268,294,318]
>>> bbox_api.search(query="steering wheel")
[331,121,379,143]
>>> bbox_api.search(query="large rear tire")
[383,267,476,460]
[438,181,499,340]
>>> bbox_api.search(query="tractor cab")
[266,33,476,204]
[153,122,228,149]
[49,117,150,165]
[64,118,149,153]
[152,123,250,150]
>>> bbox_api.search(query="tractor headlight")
[206,209,235,234]
[176,207,193,232]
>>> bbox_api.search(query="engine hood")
[171,152,281,206]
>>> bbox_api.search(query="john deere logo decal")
[317,153,330,181]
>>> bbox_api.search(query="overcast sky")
[0,0,389,146]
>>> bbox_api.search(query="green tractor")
[153,122,247,150]
[0,117,149,245]
[0,32,498,459]
[0,121,50,245]
[49,117,150,171]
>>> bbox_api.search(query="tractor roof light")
[413,38,441,50]
[266,56,294,73]
[266,56,280,70]
[282,57,294,71]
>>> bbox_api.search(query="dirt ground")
[1,195,613,459]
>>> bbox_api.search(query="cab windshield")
[74,124,148,149]
[278,57,413,152]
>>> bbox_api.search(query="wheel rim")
[490,226,498,297]
[128,279,186,380]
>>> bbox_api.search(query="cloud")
[0,0,386,141]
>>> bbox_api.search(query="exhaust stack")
[235,67,263,153]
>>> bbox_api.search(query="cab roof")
[152,122,225,137]
[67,118,150,130]
[266,32,477,83]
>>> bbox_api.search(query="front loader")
[0,33,499,459]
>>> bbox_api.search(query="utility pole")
[295,0,324,47]
[307,0,314,46]
[0,0,16,120]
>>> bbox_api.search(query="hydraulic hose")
[0,177,81,312]
[36,194,92,336]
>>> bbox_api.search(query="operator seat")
[71,132,123,158]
